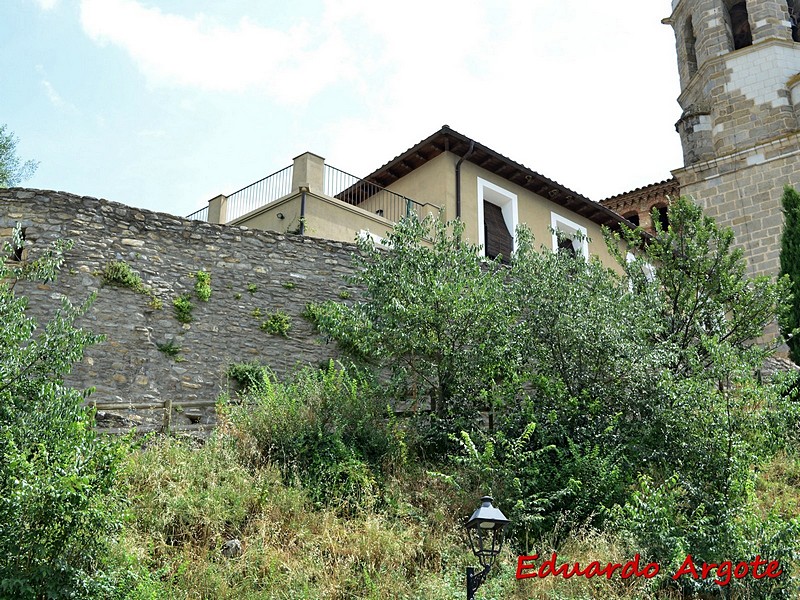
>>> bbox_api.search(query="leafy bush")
[193,270,211,302]
[173,294,193,324]
[260,310,291,336]
[230,363,401,513]
[103,260,146,293]
[156,339,182,358]
[0,226,127,598]
[226,360,270,393]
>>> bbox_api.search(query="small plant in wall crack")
[173,294,194,324]
[260,310,291,337]
[247,283,258,295]
[102,260,146,294]
[193,270,212,301]
[156,339,183,360]
[101,259,162,308]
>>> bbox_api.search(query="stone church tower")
[664,0,800,277]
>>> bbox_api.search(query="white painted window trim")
[477,177,518,257]
[550,212,589,260]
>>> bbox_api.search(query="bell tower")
[665,0,800,277]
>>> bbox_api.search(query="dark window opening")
[557,235,577,257]
[10,227,25,262]
[728,1,752,50]
[483,201,513,263]
[789,1,800,42]
[623,212,640,227]
[655,205,669,230]
[685,17,698,76]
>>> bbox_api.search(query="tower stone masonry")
[664,0,800,278]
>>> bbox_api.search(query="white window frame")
[551,212,589,260]
[477,177,518,257]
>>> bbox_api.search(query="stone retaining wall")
[0,189,360,435]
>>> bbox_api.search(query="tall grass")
[113,364,800,599]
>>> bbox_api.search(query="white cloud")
[75,0,683,201]
[79,0,356,105]
[41,79,64,107]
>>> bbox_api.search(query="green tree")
[0,124,38,188]
[607,196,789,379]
[780,184,800,363]
[0,225,126,599]
[309,215,522,438]
[605,197,799,597]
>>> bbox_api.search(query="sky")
[2,0,685,218]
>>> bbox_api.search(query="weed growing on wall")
[261,310,291,336]
[247,283,258,294]
[102,260,146,293]
[102,260,162,308]
[193,270,211,302]
[173,294,194,324]
[156,339,182,359]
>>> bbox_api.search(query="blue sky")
[3,0,684,218]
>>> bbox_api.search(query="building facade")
[194,126,631,271]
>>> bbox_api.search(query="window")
[684,17,698,77]
[623,211,640,227]
[551,213,589,260]
[654,205,669,230]
[726,1,752,50]
[8,226,25,262]
[477,178,518,262]
[789,0,800,42]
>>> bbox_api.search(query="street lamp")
[464,495,510,600]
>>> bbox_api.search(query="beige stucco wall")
[384,152,455,218]
[231,154,624,272]
[231,194,304,234]
[458,161,622,271]
[303,193,394,244]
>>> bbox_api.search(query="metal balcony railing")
[324,165,425,224]
[186,205,209,222]
[186,163,428,226]
[226,165,293,222]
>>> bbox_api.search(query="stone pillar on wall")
[207,194,228,224]
[749,0,794,43]
[291,152,325,195]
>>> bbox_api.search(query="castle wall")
[0,188,358,435]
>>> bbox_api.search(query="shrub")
[226,361,270,393]
[173,294,194,324]
[193,270,211,302]
[103,260,145,293]
[156,339,182,358]
[229,363,400,513]
[0,226,127,597]
[260,310,291,337]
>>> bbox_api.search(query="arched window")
[685,17,699,77]
[654,205,670,231]
[726,1,752,50]
[623,211,640,227]
[789,0,800,42]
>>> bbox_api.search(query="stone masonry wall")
[676,130,800,279]
[0,189,360,435]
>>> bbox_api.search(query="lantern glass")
[464,496,510,569]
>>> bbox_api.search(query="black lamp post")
[464,495,510,600]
